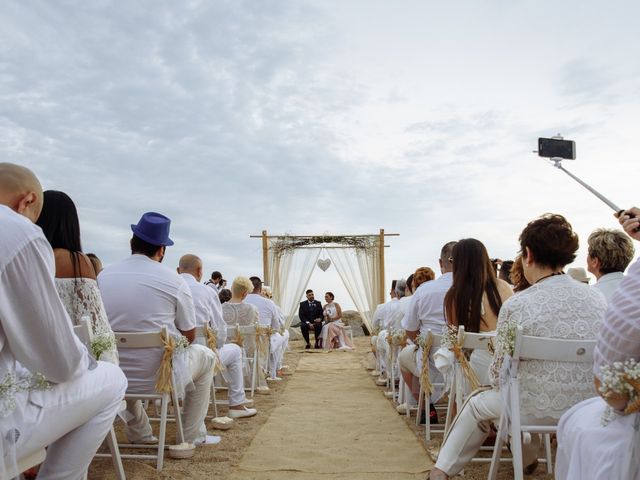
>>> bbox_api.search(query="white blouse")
[489,274,606,420]
[56,277,119,364]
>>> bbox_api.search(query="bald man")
[177,254,257,418]
[0,162,127,478]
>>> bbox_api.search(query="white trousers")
[13,361,127,480]
[376,330,390,375]
[435,388,540,475]
[269,331,288,378]
[125,344,214,445]
[218,343,246,406]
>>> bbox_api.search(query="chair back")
[515,327,595,362]
[73,316,94,348]
[114,326,170,349]
[457,325,495,350]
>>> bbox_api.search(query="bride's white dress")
[320,303,354,350]
[55,277,119,364]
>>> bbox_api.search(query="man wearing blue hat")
[99,212,217,446]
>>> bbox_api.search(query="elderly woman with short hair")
[429,214,606,479]
[587,227,635,303]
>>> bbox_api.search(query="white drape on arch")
[267,247,321,328]
[326,247,380,331]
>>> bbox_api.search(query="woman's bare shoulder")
[496,279,514,299]
[54,249,97,280]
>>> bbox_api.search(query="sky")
[2,1,639,309]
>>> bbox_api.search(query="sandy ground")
[88,336,555,480]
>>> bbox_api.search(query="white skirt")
[556,396,640,480]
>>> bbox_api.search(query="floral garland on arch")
[269,235,378,257]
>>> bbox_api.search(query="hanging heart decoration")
[317,258,331,272]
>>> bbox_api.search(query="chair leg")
[170,388,185,445]
[444,380,456,436]
[211,377,219,418]
[416,385,424,427]
[488,415,506,480]
[544,433,553,474]
[105,426,126,480]
[157,393,169,470]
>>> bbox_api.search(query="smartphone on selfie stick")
[536,135,636,226]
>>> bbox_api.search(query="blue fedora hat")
[130,212,174,246]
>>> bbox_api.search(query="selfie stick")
[550,158,624,214]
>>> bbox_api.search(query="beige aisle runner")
[228,350,432,480]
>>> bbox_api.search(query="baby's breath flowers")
[599,358,640,426]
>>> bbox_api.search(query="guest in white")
[245,276,288,381]
[556,209,640,480]
[398,245,455,405]
[375,279,407,384]
[587,227,635,303]
[0,163,127,479]
[371,281,398,377]
[177,254,257,419]
[429,214,606,479]
[35,190,118,364]
[99,212,216,445]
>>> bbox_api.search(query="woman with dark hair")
[36,190,118,364]
[320,292,354,350]
[442,238,513,384]
[429,214,606,480]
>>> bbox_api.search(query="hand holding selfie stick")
[537,134,637,229]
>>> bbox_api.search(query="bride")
[320,292,354,350]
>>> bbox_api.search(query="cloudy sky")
[2,1,639,308]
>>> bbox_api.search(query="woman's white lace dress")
[489,274,606,421]
[55,277,119,364]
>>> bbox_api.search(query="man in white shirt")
[99,212,215,445]
[177,254,257,418]
[586,228,635,303]
[245,276,288,381]
[0,163,127,478]
[399,241,456,404]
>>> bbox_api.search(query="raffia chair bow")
[203,325,225,375]
[255,325,272,356]
[232,327,244,347]
[450,331,481,392]
[154,330,176,394]
[419,332,434,395]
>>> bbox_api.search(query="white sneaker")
[396,403,408,414]
[267,376,282,382]
[255,386,270,395]
[375,377,387,386]
[227,407,258,419]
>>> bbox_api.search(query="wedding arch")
[250,230,399,331]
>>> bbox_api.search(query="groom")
[299,289,324,349]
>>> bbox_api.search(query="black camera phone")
[538,137,576,160]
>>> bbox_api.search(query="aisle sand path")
[228,350,432,480]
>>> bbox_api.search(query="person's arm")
[402,294,420,341]
[334,303,342,320]
[617,207,640,241]
[298,302,308,324]
[0,237,90,383]
[176,277,197,343]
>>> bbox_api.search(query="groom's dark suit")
[299,299,324,348]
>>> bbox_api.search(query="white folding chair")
[226,324,259,397]
[114,327,185,471]
[488,326,596,480]
[73,318,126,480]
[443,326,495,437]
